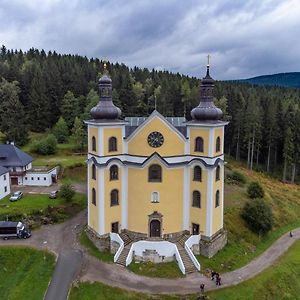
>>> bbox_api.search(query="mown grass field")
[197,156,300,273]
[0,247,55,300]
[70,238,300,300]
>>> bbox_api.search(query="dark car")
[49,190,59,199]
[9,191,23,202]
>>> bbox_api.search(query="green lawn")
[70,239,300,300]
[80,229,114,262]
[0,247,55,300]
[128,260,184,278]
[0,193,86,227]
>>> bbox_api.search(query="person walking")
[217,276,222,286]
[200,283,205,293]
[290,231,293,237]
[211,270,216,280]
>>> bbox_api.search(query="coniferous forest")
[0,45,299,183]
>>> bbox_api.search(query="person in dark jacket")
[200,283,205,293]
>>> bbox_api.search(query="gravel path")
[0,209,299,296]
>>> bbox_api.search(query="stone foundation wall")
[86,226,110,252]
[163,230,190,242]
[199,229,227,258]
[110,240,120,254]
[121,229,147,241]
[134,249,174,263]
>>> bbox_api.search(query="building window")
[4,174,6,181]
[148,164,162,182]
[195,137,204,152]
[4,186,7,193]
[216,165,220,181]
[151,192,159,203]
[92,136,96,152]
[44,177,46,180]
[193,166,202,182]
[109,137,117,152]
[110,165,118,180]
[31,177,34,180]
[92,188,96,206]
[92,164,96,180]
[215,190,220,207]
[25,177,27,180]
[192,191,201,208]
[216,136,221,152]
[110,189,119,206]
[111,222,119,233]
[37,177,40,180]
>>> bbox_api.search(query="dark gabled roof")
[0,144,33,167]
[0,166,9,176]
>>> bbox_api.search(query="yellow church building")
[85,62,228,271]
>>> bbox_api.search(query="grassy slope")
[197,157,300,273]
[70,239,300,300]
[0,247,55,300]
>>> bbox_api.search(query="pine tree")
[53,117,69,143]
[61,91,80,129]
[70,117,86,152]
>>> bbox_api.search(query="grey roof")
[0,166,9,176]
[0,144,33,167]
[124,116,187,138]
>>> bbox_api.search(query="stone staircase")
[116,232,133,266]
[176,243,198,274]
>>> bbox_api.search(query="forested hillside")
[0,45,299,183]
[242,72,300,89]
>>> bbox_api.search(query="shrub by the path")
[247,181,264,198]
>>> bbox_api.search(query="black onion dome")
[90,71,121,120]
[191,65,223,121]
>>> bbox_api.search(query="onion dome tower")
[191,56,223,121]
[90,62,122,120]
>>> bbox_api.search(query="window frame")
[151,191,159,203]
[92,188,96,206]
[148,164,162,182]
[110,189,119,206]
[192,190,201,208]
[193,166,202,182]
[216,165,220,181]
[109,165,119,181]
[92,164,96,180]
[215,190,220,207]
[92,136,96,152]
[195,137,204,152]
[108,137,117,152]
[216,136,221,152]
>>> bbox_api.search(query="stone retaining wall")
[199,229,227,258]
[86,226,110,252]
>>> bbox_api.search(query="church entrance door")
[150,220,161,237]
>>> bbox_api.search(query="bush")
[247,181,264,198]
[60,183,75,202]
[31,134,57,155]
[241,199,273,235]
[53,117,69,143]
[227,171,247,185]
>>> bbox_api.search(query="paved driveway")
[11,184,59,195]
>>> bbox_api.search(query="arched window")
[148,164,162,182]
[192,191,201,208]
[110,189,119,206]
[193,166,202,182]
[195,137,204,152]
[216,136,221,152]
[109,137,117,152]
[110,165,118,180]
[92,136,96,152]
[151,192,159,203]
[92,188,96,206]
[92,164,96,180]
[215,190,220,207]
[216,165,220,181]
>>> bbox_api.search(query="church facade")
[85,63,228,257]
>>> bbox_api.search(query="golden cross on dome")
[103,57,108,70]
[207,54,210,67]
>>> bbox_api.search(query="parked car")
[9,191,23,202]
[49,190,59,199]
[0,221,31,239]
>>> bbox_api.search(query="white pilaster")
[87,165,90,227]
[121,166,128,229]
[98,168,105,235]
[122,126,128,154]
[221,164,224,228]
[183,165,190,231]
[184,126,190,155]
[98,127,104,156]
[206,168,213,237]
[208,127,214,157]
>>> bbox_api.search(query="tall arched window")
[109,137,117,152]
[193,166,202,182]
[110,189,119,206]
[92,164,96,180]
[216,165,220,181]
[92,136,96,152]
[216,136,221,152]
[148,164,162,182]
[215,190,220,207]
[192,191,201,208]
[110,165,118,180]
[195,137,204,152]
[92,188,96,206]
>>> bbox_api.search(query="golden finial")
[102,57,108,70]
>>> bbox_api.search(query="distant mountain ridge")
[240,72,300,89]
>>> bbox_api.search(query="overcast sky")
[1,0,299,79]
